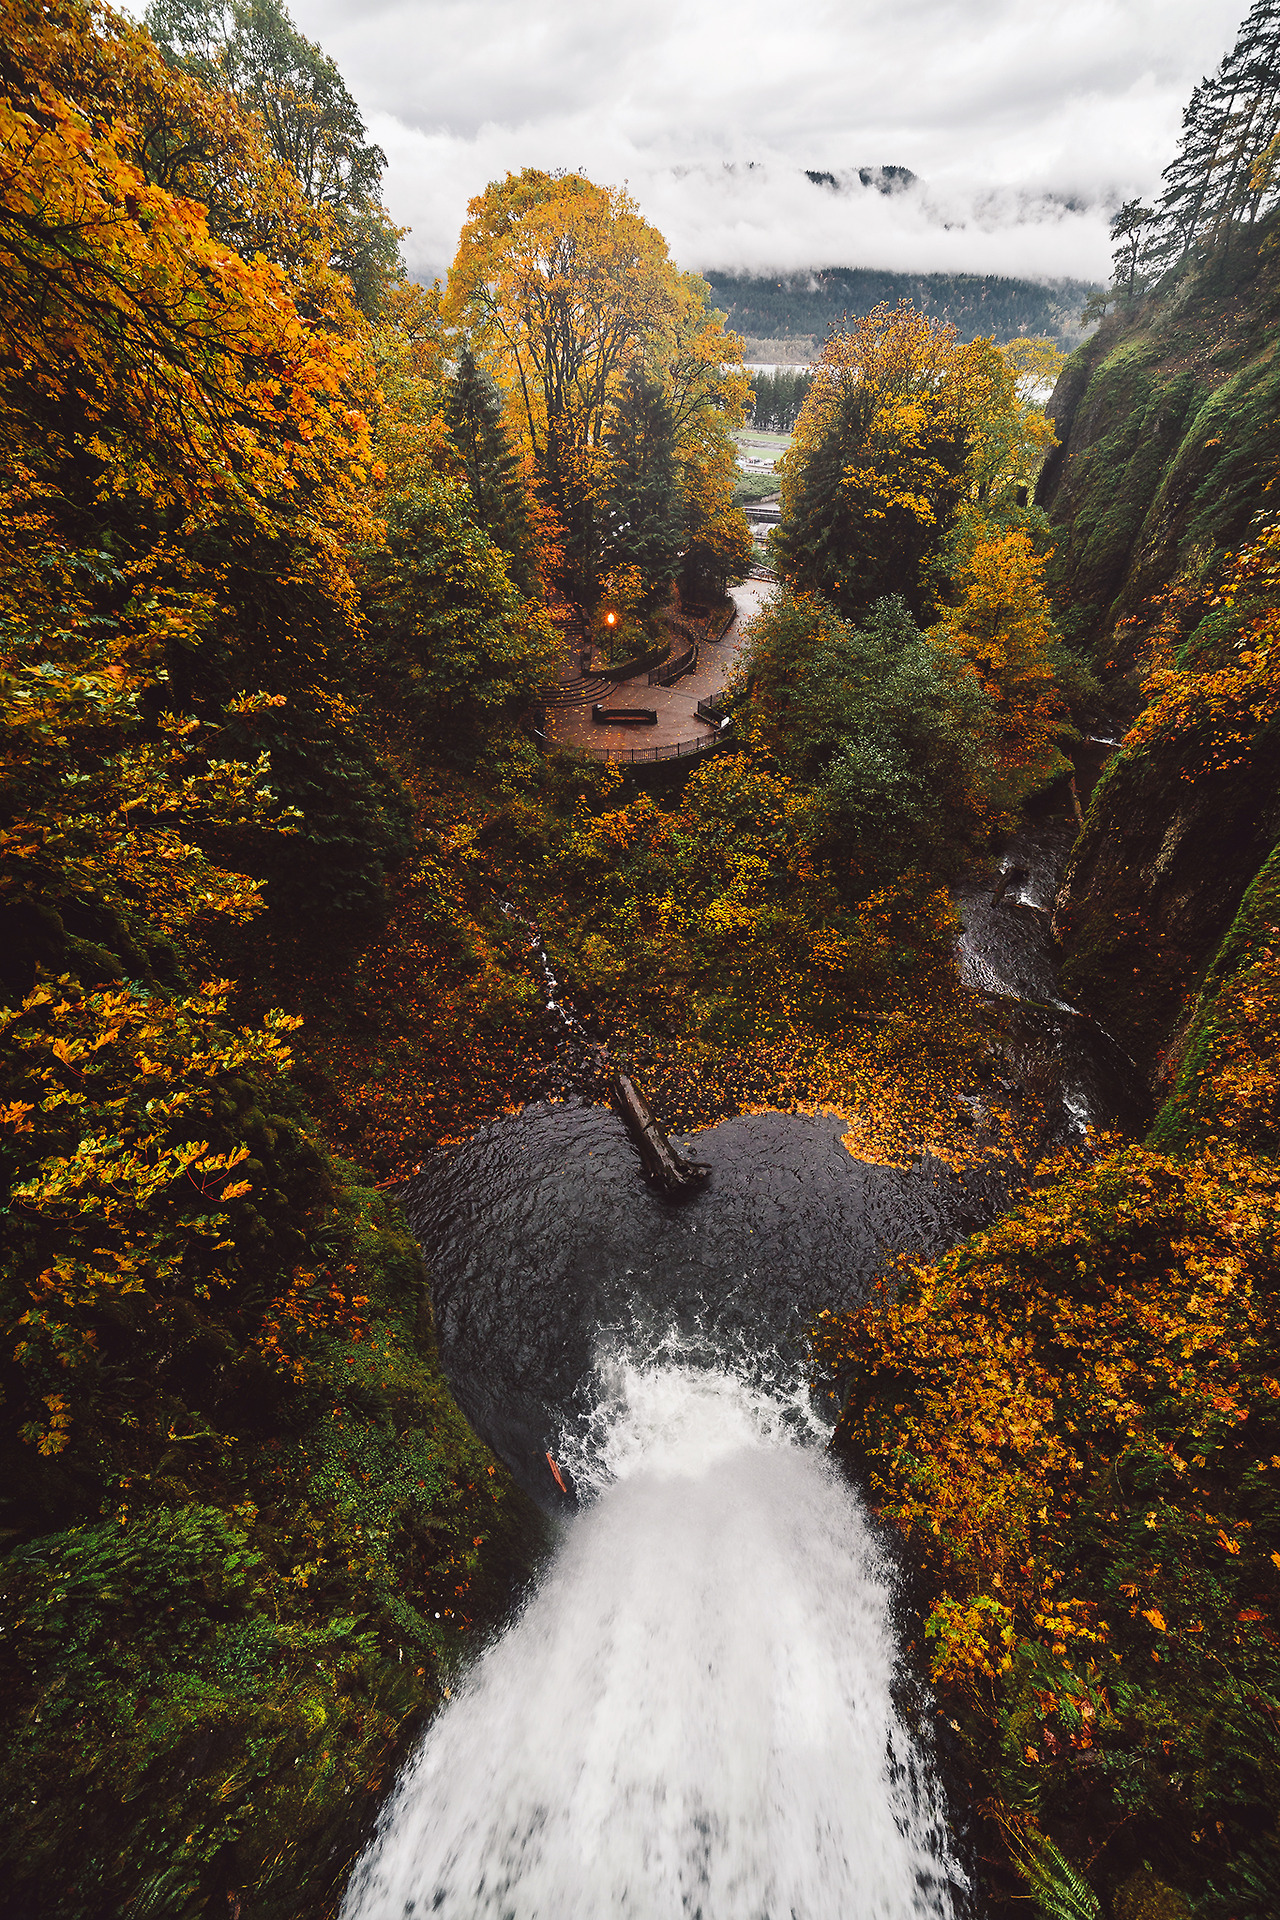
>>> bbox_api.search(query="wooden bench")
[592,705,658,725]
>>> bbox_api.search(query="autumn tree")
[0,0,428,950]
[956,335,1060,510]
[930,527,1068,804]
[678,429,756,607]
[0,16,537,1914]
[774,303,975,619]
[445,170,750,613]
[1000,334,1067,407]
[444,170,676,608]
[776,306,1063,630]
[665,273,755,604]
[145,0,402,313]
[813,1142,1280,1918]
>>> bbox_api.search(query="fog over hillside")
[280,0,1244,284]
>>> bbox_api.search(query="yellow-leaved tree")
[445,167,750,613]
[774,302,974,618]
[775,304,1062,622]
[930,528,1068,803]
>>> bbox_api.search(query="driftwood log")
[609,1069,710,1198]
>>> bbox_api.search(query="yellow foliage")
[784,303,970,533]
[444,168,748,601]
[0,0,380,627]
[814,1143,1280,1708]
[445,169,679,480]
[931,526,1067,792]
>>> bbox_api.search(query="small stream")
[952,741,1147,1154]
[340,749,1141,1920]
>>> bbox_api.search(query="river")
[338,749,1138,1920]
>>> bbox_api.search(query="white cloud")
[285,0,1247,283]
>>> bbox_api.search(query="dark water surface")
[405,1107,1006,1507]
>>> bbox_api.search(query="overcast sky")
[284,0,1246,285]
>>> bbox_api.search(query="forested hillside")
[705,267,1097,353]
[0,1,752,1911]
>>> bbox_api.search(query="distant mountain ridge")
[803,165,918,195]
[705,267,1099,352]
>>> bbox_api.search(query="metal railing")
[648,641,698,687]
[567,717,734,764]
[599,638,671,681]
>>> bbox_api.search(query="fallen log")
[609,1068,710,1198]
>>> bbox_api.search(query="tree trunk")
[609,1069,710,1198]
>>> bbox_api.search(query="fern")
[1006,1827,1102,1920]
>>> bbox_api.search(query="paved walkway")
[549,580,774,758]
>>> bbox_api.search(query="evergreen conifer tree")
[747,369,813,432]
[751,369,775,429]
[1144,0,1280,275]
[600,365,682,606]
[1109,199,1155,301]
[444,347,539,596]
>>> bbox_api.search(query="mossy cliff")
[1037,214,1280,656]
[1052,719,1280,1072]
[1042,230,1280,1078]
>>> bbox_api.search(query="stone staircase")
[541,672,614,710]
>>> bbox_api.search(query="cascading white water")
[340,1357,960,1920]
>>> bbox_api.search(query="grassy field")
[735,429,793,454]
[732,472,782,504]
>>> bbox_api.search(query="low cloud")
[289,0,1247,284]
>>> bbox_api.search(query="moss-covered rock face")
[1037,217,1280,654]
[1150,839,1280,1155]
[0,1155,546,1920]
[1039,226,1280,1080]
[1053,733,1280,1071]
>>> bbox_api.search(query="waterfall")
[340,1356,960,1920]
